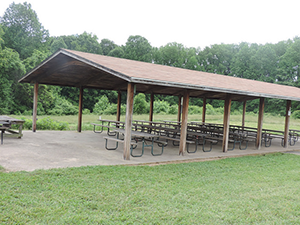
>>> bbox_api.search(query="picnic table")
[91,119,124,135]
[104,128,167,157]
[0,116,25,144]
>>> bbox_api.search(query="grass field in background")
[13,113,300,131]
[1,153,300,224]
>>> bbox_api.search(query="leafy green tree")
[100,38,117,55]
[249,44,277,82]
[124,35,152,62]
[59,32,102,54]
[0,2,49,59]
[134,93,148,114]
[50,37,67,53]
[154,42,188,68]
[277,39,300,85]
[0,25,4,48]
[0,47,25,114]
[231,42,259,79]
[108,46,124,58]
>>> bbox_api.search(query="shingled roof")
[19,48,300,102]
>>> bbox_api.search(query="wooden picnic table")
[0,116,25,139]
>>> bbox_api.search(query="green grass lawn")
[1,153,300,224]
[14,113,300,131]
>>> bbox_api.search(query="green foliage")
[48,97,78,115]
[50,37,67,53]
[153,100,170,114]
[124,35,152,62]
[100,38,117,55]
[292,110,300,119]
[134,93,148,114]
[20,116,69,130]
[0,47,25,114]
[93,95,109,114]
[22,49,49,72]
[188,105,202,115]
[0,2,49,59]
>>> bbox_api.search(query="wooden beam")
[256,98,265,149]
[222,95,232,152]
[116,91,121,122]
[149,93,154,122]
[177,96,182,122]
[242,100,247,128]
[77,87,83,132]
[32,83,39,132]
[123,83,135,160]
[179,91,189,155]
[283,100,292,148]
[202,97,206,123]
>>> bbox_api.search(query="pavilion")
[18,49,300,160]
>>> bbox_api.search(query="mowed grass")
[1,153,300,224]
[15,113,300,131]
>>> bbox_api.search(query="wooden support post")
[116,91,121,122]
[256,98,265,149]
[283,100,292,148]
[77,87,83,132]
[222,95,232,153]
[32,83,39,132]
[179,91,189,155]
[149,93,154,122]
[202,97,206,124]
[123,83,135,160]
[242,101,247,129]
[177,96,182,122]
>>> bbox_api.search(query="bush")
[36,117,69,130]
[189,105,202,115]
[48,98,78,115]
[292,110,300,119]
[134,93,148,114]
[168,105,178,114]
[93,95,109,114]
[153,100,170,114]
[82,108,90,115]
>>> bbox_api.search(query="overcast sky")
[1,0,300,49]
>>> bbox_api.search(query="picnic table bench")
[91,119,124,136]
[0,116,25,144]
[104,128,167,157]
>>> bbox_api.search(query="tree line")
[1,2,300,116]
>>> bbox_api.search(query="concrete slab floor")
[1,130,300,172]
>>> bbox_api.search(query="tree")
[277,39,300,85]
[0,47,25,114]
[124,35,152,62]
[248,44,277,83]
[154,42,188,68]
[0,2,49,59]
[50,37,67,54]
[100,38,117,55]
[108,46,124,58]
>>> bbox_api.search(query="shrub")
[134,93,148,114]
[82,108,90,115]
[153,100,170,114]
[189,105,202,115]
[36,117,69,130]
[48,98,78,115]
[93,95,109,114]
[168,105,178,114]
[292,110,300,119]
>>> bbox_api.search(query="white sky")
[0,0,300,49]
